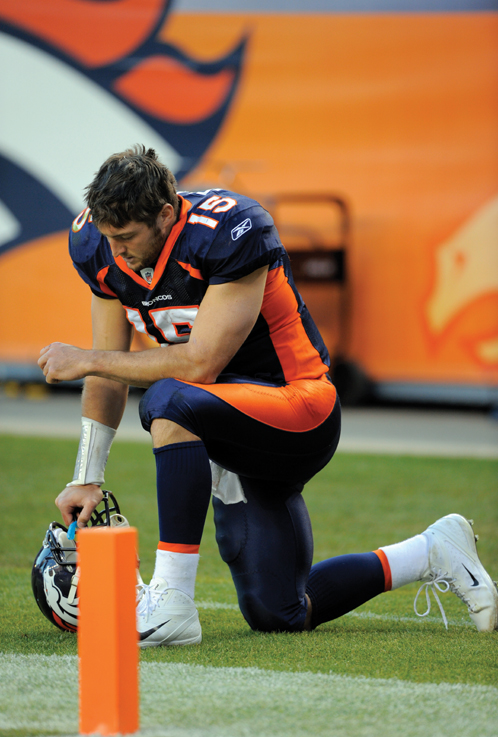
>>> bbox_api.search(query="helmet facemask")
[31,491,128,632]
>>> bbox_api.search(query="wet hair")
[85,144,179,228]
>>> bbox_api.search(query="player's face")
[99,205,175,272]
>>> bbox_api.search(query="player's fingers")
[77,499,99,528]
[55,488,81,526]
[38,342,65,365]
[40,361,57,383]
[55,499,77,528]
[56,486,102,528]
[45,370,61,384]
[37,351,48,369]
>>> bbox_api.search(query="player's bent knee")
[238,591,304,633]
[212,497,309,633]
[139,378,200,436]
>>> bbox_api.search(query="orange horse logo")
[0,0,247,254]
[425,195,498,368]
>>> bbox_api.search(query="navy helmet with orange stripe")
[31,491,126,632]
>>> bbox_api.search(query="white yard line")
[196,600,472,627]
[0,653,496,737]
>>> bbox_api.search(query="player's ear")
[158,202,176,229]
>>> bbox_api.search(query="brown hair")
[85,145,179,228]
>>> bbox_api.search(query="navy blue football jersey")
[70,189,330,383]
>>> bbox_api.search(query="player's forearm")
[66,377,126,492]
[82,376,129,428]
[84,341,218,387]
[39,339,222,386]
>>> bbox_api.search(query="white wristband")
[67,417,117,487]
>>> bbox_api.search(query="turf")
[2,655,498,737]
[0,434,497,736]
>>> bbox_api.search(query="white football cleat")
[137,577,202,647]
[415,514,498,631]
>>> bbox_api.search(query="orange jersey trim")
[114,196,192,289]
[184,375,336,433]
[176,260,204,281]
[149,196,192,288]
[115,256,152,289]
[96,265,118,297]
[261,266,329,382]
[157,541,200,554]
[373,549,392,592]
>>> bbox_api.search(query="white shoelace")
[136,582,150,616]
[136,582,168,617]
[414,572,451,629]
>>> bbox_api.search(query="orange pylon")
[78,526,139,735]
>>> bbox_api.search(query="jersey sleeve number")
[198,195,237,213]
[72,207,92,232]
[187,195,238,230]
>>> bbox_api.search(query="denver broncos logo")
[425,195,498,368]
[0,0,247,255]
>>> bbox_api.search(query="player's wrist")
[81,348,100,376]
[68,417,116,487]
[65,481,102,488]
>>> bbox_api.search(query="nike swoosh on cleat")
[139,620,171,640]
[463,565,480,587]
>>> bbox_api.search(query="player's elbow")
[183,364,219,384]
[181,342,225,384]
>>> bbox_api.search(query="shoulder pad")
[69,208,104,263]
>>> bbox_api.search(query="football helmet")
[31,490,128,632]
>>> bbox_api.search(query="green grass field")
[1,434,497,737]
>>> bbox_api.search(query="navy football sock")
[306,553,386,628]
[153,440,212,546]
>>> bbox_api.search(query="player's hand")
[56,484,103,529]
[38,342,89,384]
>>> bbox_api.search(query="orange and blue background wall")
[0,0,497,403]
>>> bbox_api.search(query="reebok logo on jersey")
[231,218,252,240]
